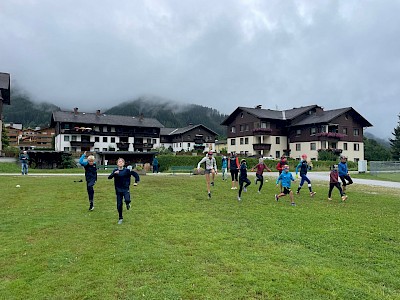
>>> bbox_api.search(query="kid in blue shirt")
[338,156,353,191]
[79,152,97,211]
[295,154,316,197]
[275,165,296,206]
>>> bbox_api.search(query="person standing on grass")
[275,165,296,206]
[79,151,97,211]
[295,154,316,197]
[19,150,29,175]
[251,158,271,194]
[152,155,159,173]
[228,152,240,190]
[197,151,218,199]
[108,158,140,224]
[338,155,353,192]
[276,155,288,192]
[221,156,228,181]
[238,159,251,201]
[328,164,348,201]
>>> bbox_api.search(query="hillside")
[2,92,60,128]
[105,96,228,136]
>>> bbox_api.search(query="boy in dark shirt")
[238,159,251,201]
[79,152,97,211]
[108,158,140,224]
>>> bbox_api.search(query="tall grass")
[1,174,400,299]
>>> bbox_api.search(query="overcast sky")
[1,0,400,138]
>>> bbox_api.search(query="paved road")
[1,172,400,189]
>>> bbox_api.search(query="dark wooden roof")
[0,72,11,105]
[221,105,320,125]
[160,124,218,136]
[51,111,164,128]
[291,107,373,127]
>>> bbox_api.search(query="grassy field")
[352,172,400,183]
[1,174,400,299]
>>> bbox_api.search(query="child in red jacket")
[329,165,348,201]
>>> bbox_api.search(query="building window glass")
[240,125,244,132]
[103,148,107,151]
[245,137,249,144]
[187,143,190,148]
[103,137,108,143]
[353,128,359,136]
[240,113,244,118]
[276,151,280,158]
[231,139,236,145]
[296,143,301,151]
[296,129,301,136]
[64,147,70,151]
[245,124,249,131]
[276,137,280,144]
[344,143,348,150]
[111,137,115,143]
[95,137,99,142]
[310,127,316,135]
[343,128,348,135]
[71,135,77,141]
[240,138,244,145]
[64,135,70,142]
[354,143,360,151]
[231,126,236,133]
[310,143,316,150]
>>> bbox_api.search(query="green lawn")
[352,172,400,183]
[1,174,400,299]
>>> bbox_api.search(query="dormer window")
[240,113,244,118]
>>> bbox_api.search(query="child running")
[108,158,140,224]
[295,154,316,197]
[197,151,218,199]
[228,152,240,190]
[276,155,288,192]
[79,151,97,211]
[275,165,296,206]
[251,158,271,194]
[221,156,228,181]
[238,159,251,201]
[338,155,353,192]
[329,164,348,201]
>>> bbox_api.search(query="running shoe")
[208,192,211,199]
[328,197,332,201]
[341,195,348,201]
[211,182,214,187]
[238,196,241,201]
[275,194,279,201]
[310,192,316,197]
[89,203,94,211]
[291,202,296,206]
[126,202,131,210]
[118,219,123,225]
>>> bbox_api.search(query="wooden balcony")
[70,141,95,147]
[253,128,272,136]
[253,143,271,151]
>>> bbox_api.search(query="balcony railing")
[253,143,271,151]
[70,141,95,147]
[117,142,130,150]
[316,132,346,139]
[253,128,272,135]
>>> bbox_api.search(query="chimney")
[96,109,101,116]
[73,107,78,115]
[282,110,286,120]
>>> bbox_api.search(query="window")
[103,148,107,151]
[296,129,301,136]
[310,143,316,150]
[240,138,244,145]
[94,148,99,151]
[152,139,156,144]
[103,137,108,143]
[109,147,116,151]
[296,143,301,151]
[353,128,360,136]
[64,147,70,151]
[95,137,99,142]
[231,126,236,133]
[354,143,360,151]
[111,137,115,143]
[321,125,326,133]
[310,127,316,135]
[245,124,249,131]
[276,151,280,158]
[71,135,77,141]
[240,125,244,132]
[71,147,77,152]
[240,112,244,118]
[276,137,280,144]
[64,135,70,142]
[344,143,348,150]
[343,128,348,135]
[231,139,236,145]
[187,143,190,148]
[345,114,349,120]
[245,137,249,144]
[103,126,108,132]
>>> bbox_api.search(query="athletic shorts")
[283,187,291,195]
[205,169,214,174]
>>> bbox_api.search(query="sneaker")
[126,202,131,210]
[341,195,348,201]
[231,187,235,190]
[291,202,296,206]
[211,182,214,187]
[133,183,138,186]
[328,197,332,201]
[208,192,211,199]
[257,190,261,194]
[296,191,300,195]
[243,187,247,192]
[238,196,241,201]
[89,204,94,211]
[118,219,123,225]
[310,192,316,197]
[275,194,279,202]
[234,187,238,190]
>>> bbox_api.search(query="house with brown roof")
[221,105,372,162]
[160,124,218,153]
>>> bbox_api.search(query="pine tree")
[389,114,400,161]
[1,122,10,148]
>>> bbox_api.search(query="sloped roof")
[51,111,164,128]
[221,105,319,125]
[0,72,11,105]
[291,107,373,127]
[160,124,218,136]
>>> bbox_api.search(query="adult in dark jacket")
[79,152,97,211]
[108,158,140,224]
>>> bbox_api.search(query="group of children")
[79,152,140,224]
[199,152,353,206]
